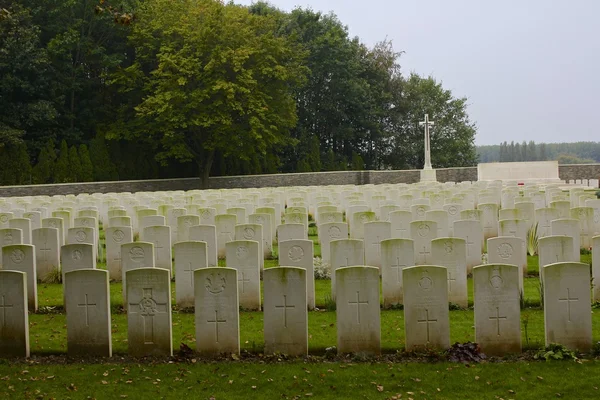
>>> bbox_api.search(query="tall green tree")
[89,133,118,181]
[0,5,57,150]
[32,140,56,183]
[108,0,307,187]
[68,145,82,182]
[78,144,94,182]
[54,139,70,183]
[384,74,477,169]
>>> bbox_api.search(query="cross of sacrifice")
[417,309,437,343]
[391,257,405,283]
[558,288,579,322]
[275,295,296,328]
[489,306,507,336]
[348,290,369,324]
[77,294,97,327]
[238,271,251,294]
[419,114,435,170]
[207,309,227,343]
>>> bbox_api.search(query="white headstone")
[278,239,315,310]
[189,224,218,267]
[8,218,31,245]
[216,214,237,258]
[403,266,450,351]
[410,220,438,265]
[225,240,261,310]
[263,267,308,356]
[543,262,592,351]
[431,238,468,308]
[336,266,381,355]
[0,271,29,357]
[551,219,580,261]
[65,269,112,357]
[195,267,240,356]
[126,268,173,356]
[105,226,133,281]
[389,210,412,239]
[453,220,483,273]
[174,241,207,308]
[363,221,392,270]
[143,225,172,271]
[473,264,521,355]
[330,239,364,297]
[319,222,348,264]
[381,238,414,307]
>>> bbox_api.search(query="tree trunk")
[197,150,215,189]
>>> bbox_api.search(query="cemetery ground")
[1,232,599,400]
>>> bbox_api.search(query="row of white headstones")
[0,179,598,358]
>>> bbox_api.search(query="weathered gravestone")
[121,242,155,302]
[42,217,65,247]
[538,236,576,281]
[178,215,200,243]
[9,218,31,245]
[319,222,348,264]
[478,203,499,240]
[389,210,412,239]
[226,240,261,310]
[143,225,172,271]
[32,227,60,283]
[473,264,521,355]
[248,213,272,259]
[330,239,364,297]
[410,220,438,265]
[364,221,392,271]
[350,211,376,240]
[195,267,240,356]
[431,238,468,308]
[551,218,581,261]
[2,245,37,312]
[67,226,97,261]
[235,223,263,269]
[263,267,308,356]
[65,269,112,357]
[277,224,305,245]
[487,237,526,292]
[403,266,450,351]
[0,271,29,357]
[381,238,414,307]
[189,224,218,267]
[105,226,133,281]
[453,219,483,273]
[216,214,237,258]
[278,239,315,310]
[336,266,380,355]
[174,241,207,308]
[127,268,173,357]
[543,262,592,351]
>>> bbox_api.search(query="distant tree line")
[0,0,478,187]
[477,141,600,165]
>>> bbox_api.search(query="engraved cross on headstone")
[78,294,97,327]
[348,290,369,324]
[489,306,507,336]
[184,262,194,288]
[207,309,226,343]
[128,288,168,344]
[39,240,52,262]
[558,288,579,322]
[0,295,14,326]
[391,257,405,283]
[238,271,250,294]
[465,236,475,257]
[371,236,381,257]
[419,246,431,263]
[275,294,295,328]
[447,271,456,291]
[417,308,437,343]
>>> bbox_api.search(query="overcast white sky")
[236,0,599,145]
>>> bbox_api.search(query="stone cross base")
[420,169,437,182]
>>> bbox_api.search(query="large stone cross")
[419,114,435,170]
